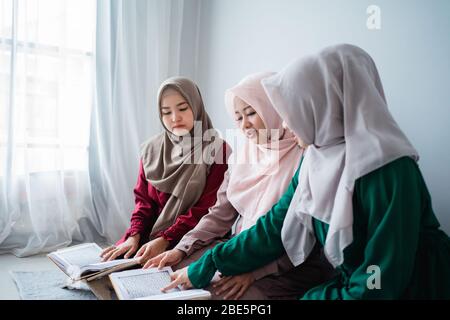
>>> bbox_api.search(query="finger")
[213,276,231,288]
[158,255,170,269]
[101,247,117,260]
[134,246,146,258]
[124,246,136,259]
[143,259,153,269]
[140,245,153,260]
[215,278,236,295]
[223,284,241,300]
[235,284,249,300]
[161,275,182,292]
[107,248,124,261]
[139,249,154,266]
[108,247,127,261]
[100,246,115,258]
[145,256,160,269]
[101,249,117,261]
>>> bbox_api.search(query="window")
[0,0,96,175]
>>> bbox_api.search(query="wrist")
[175,248,187,259]
[130,233,141,242]
[157,236,170,250]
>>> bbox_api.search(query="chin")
[172,128,190,136]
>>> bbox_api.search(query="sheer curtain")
[0,0,97,256]
[0,0,201,256]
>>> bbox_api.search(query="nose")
[171,110,181,123]
[241,117,252,130]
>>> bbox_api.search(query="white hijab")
[261,44,419,267]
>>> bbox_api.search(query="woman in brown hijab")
[100,77,229,265]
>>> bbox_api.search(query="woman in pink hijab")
[147,72,334,300]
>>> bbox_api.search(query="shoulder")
[359,156,418,184]
[140,133,164,161]
[355,156,422,199]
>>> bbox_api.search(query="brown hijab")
[140,77,225,239]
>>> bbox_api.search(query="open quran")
[109,267,211,300]
[47,243,140,281]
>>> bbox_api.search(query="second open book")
[109,267,211,300]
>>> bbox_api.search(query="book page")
[118,270,178,299]
[56,244,103,267]
[88,258,139,270]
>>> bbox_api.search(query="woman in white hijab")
[162,44,450,299]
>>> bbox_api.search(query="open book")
[47,243,140,281]
[109,267,211,300]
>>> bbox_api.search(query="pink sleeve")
[158,161,229,248]
[175,168,240,256]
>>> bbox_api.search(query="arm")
[157,162,229,248]
[175,169,240,256]
[116,160,158,245]
[188,165,301,288]
[302,157,424,300]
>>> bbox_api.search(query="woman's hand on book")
[135,237,170,265]
[143,248,186,269]
[212,272,255,300]
[161,267,193,292]
[100,234,140,261]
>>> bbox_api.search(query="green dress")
[187,157,450,299]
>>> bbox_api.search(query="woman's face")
[233,96,266,144]
[160,88,195,136]
[282,121,308,148]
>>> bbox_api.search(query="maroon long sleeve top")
[116,144,229,248]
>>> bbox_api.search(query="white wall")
[195,0,450,232]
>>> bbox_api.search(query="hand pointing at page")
[161,267,193,292]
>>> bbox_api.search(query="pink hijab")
[225,72,303,232]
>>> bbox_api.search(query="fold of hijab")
[262,44,419,267]
[141,77,225,239]
[225,72,303,232]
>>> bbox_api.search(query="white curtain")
[0,0,98,257]
[0,0,201,257]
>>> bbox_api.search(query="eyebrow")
[161,101,187,109]
[235,105,252,114]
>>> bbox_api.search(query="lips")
[245,129,256,138]
[172,125,185,129]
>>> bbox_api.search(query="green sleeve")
[302,157,424,300]
[187,250,217,288]
[188,164,301,288]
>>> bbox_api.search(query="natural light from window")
[0,0,96,176]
